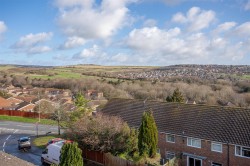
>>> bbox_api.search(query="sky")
[0,0,250,66]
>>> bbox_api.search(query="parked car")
[46,138,73,147]
[46,138,63,147]
[18,137,31,150]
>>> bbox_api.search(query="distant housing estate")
[101,98,250,166]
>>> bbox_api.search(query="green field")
[0,115,57,125]
[0,65,157,80]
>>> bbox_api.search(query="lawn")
[0,115,57,125]
[33,135,61,149]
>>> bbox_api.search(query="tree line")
[0,74,249,108]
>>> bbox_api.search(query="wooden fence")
[104,153,145,166]
[0,109,49,118]
[82,149,146,166]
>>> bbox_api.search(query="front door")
[187,156,202,166]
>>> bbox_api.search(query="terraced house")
[101,98,250,166]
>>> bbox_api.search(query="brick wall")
[158,133,250,166]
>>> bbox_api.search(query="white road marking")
[17,125,34,128]
[13,129,18,133]
[3,142,6,147]
[6,135,11,140]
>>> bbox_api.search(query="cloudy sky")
[0,0,250,66]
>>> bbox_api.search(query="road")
[0,121,59,166]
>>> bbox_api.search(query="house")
[185,100,196,104]
[0,96,15,110]
[15,101,36,112]
[101,98,250,166]
[85,90,104,100]
[7,97,24,105]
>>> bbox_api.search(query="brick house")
[101,98,250,166]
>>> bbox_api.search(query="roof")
[15,101,30,110]
[0,151,34,166]
[7,97,23,105]
[101,98,250,147]
[0,96,13,108]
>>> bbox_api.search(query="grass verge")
[33,135,61,149]
[0,115,57,125]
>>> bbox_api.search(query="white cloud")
[0,21,7,34]
[244,0,250,10]
[126,25,249,65]
[27,46,52,54]
[111,53,128,63]
[213,22,237,34]
[0,21,7,40]
[172,7,216,32]
[11,32,53,54]
[13,32,53,48]
[72,45,134,65]
[60,36,86,49]
[56,0,135,41]
[73,45,106,59]
[143,19,157,27]
[233,22,250,37]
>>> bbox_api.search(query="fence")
[82,149,146,166]
[0,109,49,119]
[104,153,145,166]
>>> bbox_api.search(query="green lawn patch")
[33,135,61,149]
[0,115,57,125]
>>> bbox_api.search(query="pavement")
[0,151,35,166]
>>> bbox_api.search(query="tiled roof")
[101,98,250,147]
[0,96,13,108]
[7,97,24,105]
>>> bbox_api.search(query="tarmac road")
[0,121,59,166]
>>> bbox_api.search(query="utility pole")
[38,91,41,122]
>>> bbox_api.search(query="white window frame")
[187,156,202,166]
[211,142,222,153]
[166,134,175,143]
[165,151,175,160]
[235,145,250,158]
[187,137,201,148]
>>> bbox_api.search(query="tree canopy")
[138,109,158,158]
[166,88,185,103]
[60,142,83,166]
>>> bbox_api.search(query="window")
[166,134,175,143]
[165,151,175,160]
[157,148,160,154]
[211,142,222,152]
[212,162,222,166]
[187,157,202,166]
[235,145,250,158]
[187,137,201,148]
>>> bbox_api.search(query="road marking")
[17,125,34,128]
[3,142,6,147]
[13,129,18,133]
[6,135,11,141]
